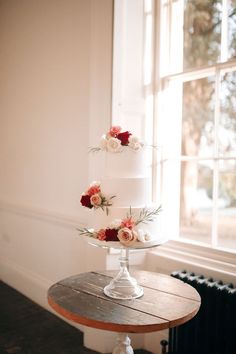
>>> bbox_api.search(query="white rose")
[100,135,108,151]
[109,219,122,229]
[144,231,152,241]
[129,142,142,151]
[107,137,123,153]
[137,229,152,242]
[128,136,142,151]
[128,136,140,144]
[89,181,100,187]
[137,229,146,242]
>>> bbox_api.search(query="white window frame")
[151,0,236,275]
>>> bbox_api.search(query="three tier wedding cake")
[78,126,163,249]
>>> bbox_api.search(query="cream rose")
[117,227,137,246]
[107,137,122,153]
[90,193,102,206]
[100,135,108,151]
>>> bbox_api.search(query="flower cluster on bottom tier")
[78,206,162,247]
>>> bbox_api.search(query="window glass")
[219,71,236,156]
[218,160,236,249]
[180,161,213,245]
[183,0,222,70]
[182,77,215,157]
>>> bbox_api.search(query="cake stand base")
[112,333,134,354]
[103,249,143,300]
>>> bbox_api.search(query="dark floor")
[0,281,152,354]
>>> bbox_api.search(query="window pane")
[219,71,236,156]
[218,160,236,249]
[182,77,215,157]
[228,0,236,60]
[183,0,222,70]
[180,161,212,245]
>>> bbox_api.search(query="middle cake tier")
[101,176,149,207]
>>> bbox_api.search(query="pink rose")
[109,126,122,137]
[121,217,135,230]
[90,193,102,206]
[117,227,137,246]
[97,229,106,241]
[87,183,101,196]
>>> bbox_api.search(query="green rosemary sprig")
[102,195,116,206]
[127,206,133,218]
[88,147,101,153]
[135,206,162,226]
[96,195,116,215]
[102,195,116,215]
[77,227,96,238]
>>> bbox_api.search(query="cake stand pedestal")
[104,248,143,299]
[86,236,167,301]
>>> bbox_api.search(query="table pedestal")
[112,333,133,354]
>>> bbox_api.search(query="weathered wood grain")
[48,271,201,333]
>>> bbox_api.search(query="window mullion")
[212,70,221,248]
[162,60,236,83]
[167,0,172,74]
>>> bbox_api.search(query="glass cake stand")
[85,237,166,300]
[104,247,143,299]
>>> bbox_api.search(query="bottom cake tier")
[92,205,161,234]
[78,204,165,248]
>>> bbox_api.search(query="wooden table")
[48,270,201,354]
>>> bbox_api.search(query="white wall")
[0,0,112,326]
[0,1,155,353]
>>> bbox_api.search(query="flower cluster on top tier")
[90,126,144,153]
[78,206,162,247]
[80,181,115,215]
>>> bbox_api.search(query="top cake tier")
[103,149,148,178]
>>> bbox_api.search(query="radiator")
[166,270,236,354]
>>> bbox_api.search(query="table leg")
[112,333,134,354]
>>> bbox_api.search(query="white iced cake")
[78,126,164,248]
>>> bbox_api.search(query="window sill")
[146,239,236,284]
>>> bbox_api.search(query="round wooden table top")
[48,270,201,333]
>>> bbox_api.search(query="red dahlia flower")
[105,228,119,241]
[117,131,132,145]
[80,195,93,209]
